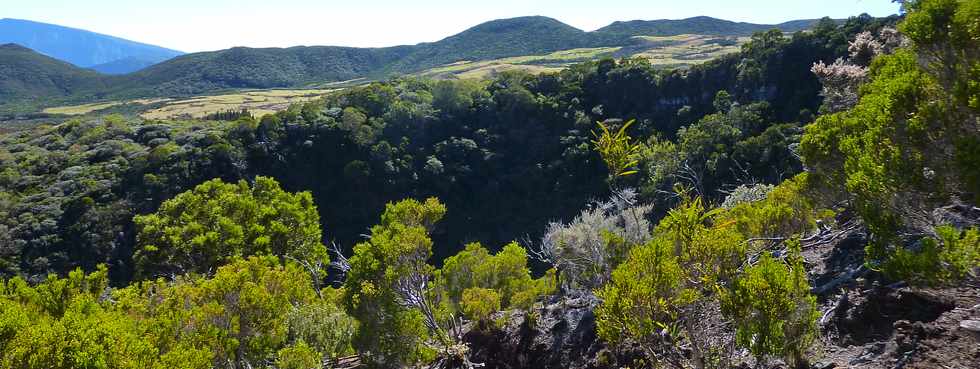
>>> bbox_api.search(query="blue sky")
[4,0,900,52]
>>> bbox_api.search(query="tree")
[801,0,980,284]
[342,198,445,368]
[133,176,326,279]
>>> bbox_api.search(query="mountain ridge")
[0,18,183,73]
[0,15,841,109]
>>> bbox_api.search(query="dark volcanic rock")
[464,295,642,369]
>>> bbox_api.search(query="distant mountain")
[0,15,835,107]
[89,57,159,75]
[0,44,105,103]
[0,18,183,73]
[593,16,822,42]
[113,45,413,96]
[385,16,593,72]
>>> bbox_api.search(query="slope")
[0,18,183,71]
[592,16,823,43]
[0,43,106,109]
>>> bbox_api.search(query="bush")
[133,176,326,279]
[537,188,652,292]
[596,197,745,369]
[435,242,552,314]
[342,198,445,368]
[286,290,357,360]
[276,341,323,369]
[460,288,501,323]
[882,226,980,285]
[721,245,819,368]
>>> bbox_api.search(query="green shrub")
[721,245,819,368]
[460,288,501,323]
[343,198,445,368]
[276,341,323,369]
[882,226,980,285]
[133,176,326,279]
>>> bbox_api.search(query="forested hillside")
[0,15,831,110]
[1,2,978,369]
[0,44,108,111]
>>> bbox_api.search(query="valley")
[1,3,978,369]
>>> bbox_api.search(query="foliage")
[0,117,243,282]
[596,197,746,369]
[801,0,980,284]
[460,287,501,324]
[882,226,980,285]
[276,341,323,369]
[342,198,445,368]
[721,245,819,368]
[592,119,642,179]
[597,193,821,369]
[720,174,830,240]
[435,242,552,314]
[286,288,356,360]
[0,256,353,369]
[537,188,653,292]
[133,176,326,279]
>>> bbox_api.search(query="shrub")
[133,176,326,279]
[596,197,745,369]
[882,226,980,285]
[342,198,445,368]
[276,341,323,369]
[537,188,652,292]
[721,245,819,368]
[460,288,501,323]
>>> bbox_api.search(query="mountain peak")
[462,16,585,35]
[0,17,183,72]
[0,43,32,52]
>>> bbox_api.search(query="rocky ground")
[463,227,980,369]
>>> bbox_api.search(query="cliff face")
[463,295,643,369]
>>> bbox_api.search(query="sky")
[3,0,901,52]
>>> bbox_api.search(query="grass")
[41,89,335,120]
[139,89,334,120]
[631,34,748,66]
[42,102,125,115]
[418,34,748,79]
[418,47,620,79]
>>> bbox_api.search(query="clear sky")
[4,0,900,52]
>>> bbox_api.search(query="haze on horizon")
[6,0,900,53]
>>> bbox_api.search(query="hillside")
[0,18,183,73]
[383,16,594,72]
[592,16,822,42]
[88,56,159,75]
[0,15,836,109]
[0,43,106,110]
[112,45,410,96]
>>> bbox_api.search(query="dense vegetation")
[0,13,892,282]
[2,2,978,369]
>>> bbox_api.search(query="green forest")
[0,1,978,368]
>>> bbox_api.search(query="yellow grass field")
[632,34,749,66]
[139,89,333,120]
[42,90,334,120]
[418,34,748,79]
[418,47,620,79]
